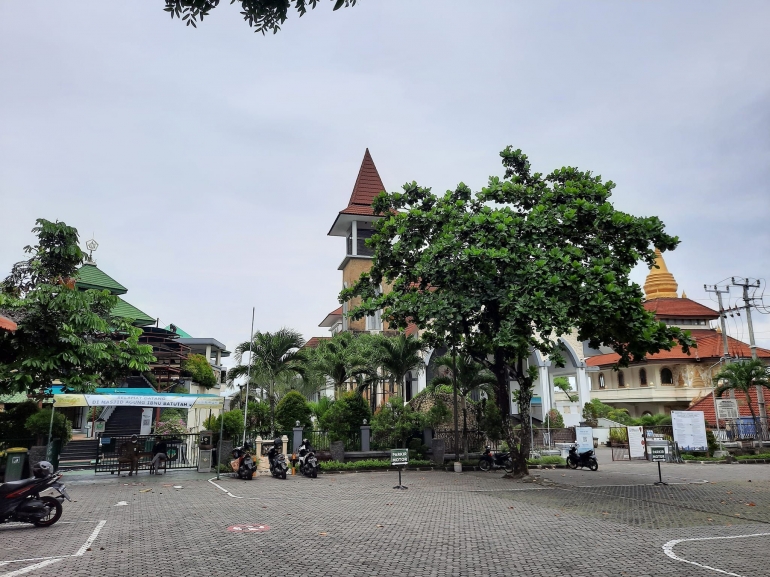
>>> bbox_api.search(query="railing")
[717,418,770,442]
[94,433,200,473]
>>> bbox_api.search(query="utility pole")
[704,284,731,360]
[731,278,764,420]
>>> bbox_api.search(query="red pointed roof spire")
[342,148,386,214]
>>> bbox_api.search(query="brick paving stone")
[0,460,768,577]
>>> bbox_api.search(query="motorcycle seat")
[0,478,39,494]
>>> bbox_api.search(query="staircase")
[103,406,144,437]
[58,438,99,469]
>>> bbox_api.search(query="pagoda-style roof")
[75,262,128,295]
[644,298,719,320]
[328,149,387,236]
[113,298,155,326]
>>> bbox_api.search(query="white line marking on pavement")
[73,520,106,556]
[207,477,244,499]
[662,532,770,577]
[0,520,106,573]
[0,558,63,577]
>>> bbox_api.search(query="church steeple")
[643,249,679,300]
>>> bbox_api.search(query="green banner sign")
[650,447,666,462]
[391,448,409,466]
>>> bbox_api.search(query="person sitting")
[149,437,168,474]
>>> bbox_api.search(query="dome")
[643,249,679,299]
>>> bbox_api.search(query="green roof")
[0,392,30,404]
[113,297,155,326]
[75,263,128,295]
[164,324,193,338]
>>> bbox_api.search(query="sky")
[1,1,769,367]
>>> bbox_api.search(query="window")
[366,309,382,331]
[618,371,625,388]
[660,368,673,385]
[598,373,606,389]
[639,368,647,386]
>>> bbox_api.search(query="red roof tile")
[644,298,719,319]
[302,336,331,349]
[585,330,770,367]
[689,387,764,425]
[342,149,386,212]
[339,205,376,216]
[0,315,17,331]
[405,322,418,337]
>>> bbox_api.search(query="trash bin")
[4,448,29,482]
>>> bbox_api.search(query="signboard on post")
[671,411,708,451]
[716,399,739,420]
[575,427,594,453]
[650,447,666,462]
[390,449,409,467]
[627,426,646,459]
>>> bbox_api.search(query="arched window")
[661,368,673,385]
[639,368,648,386]
[598,373,606,389]
[618,371,625,387]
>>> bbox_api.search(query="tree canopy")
[182,353,217,388]
[0,219,155,396]
[163,0,357,34]
[342,147,694,475]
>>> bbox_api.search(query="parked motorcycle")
[231,443,257,480]
[293,438,319,478]
[267,444,288,480]
[566,445,598,471]
[0,461,71,527]
[478,446,513,472]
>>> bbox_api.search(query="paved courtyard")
[2,452,770,577]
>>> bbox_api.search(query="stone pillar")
[360,424,371,452]
[423,427,433,447]
[292,426,303,454]
[330,440,345,463]
[281,435,289,457]
[254,436,263,459]
[576,367,592,409]
[431,438,445,466]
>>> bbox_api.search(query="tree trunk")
[491,352,530,477]
[462,397,469,461]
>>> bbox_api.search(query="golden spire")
[681,290,687,299]
[643,249,679,299]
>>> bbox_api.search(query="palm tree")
[713,359,770,437]
[377,334,427,402]
[430,354,497,459]
[229,328,305,437]
[305,332,369,399]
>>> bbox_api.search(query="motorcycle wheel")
[588,458,598,471]
[33,497,63,527]
[281,471,287,480]
[478,459,491,471]
[503,459,513,473]
[311,469,318,479]
[248,470,255,480]
[566,457,578,470]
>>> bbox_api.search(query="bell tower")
[327,149,386,332]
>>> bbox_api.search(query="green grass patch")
[528,456,566,466]
[320,459,432,471]
[736,453,770,461]
[681,454,724,461]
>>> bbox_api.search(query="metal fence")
[95,433,200,473]
[716,418,770,442]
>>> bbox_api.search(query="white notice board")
[671,411,708,451]
[627,426,646,458]
[575,427,594,453]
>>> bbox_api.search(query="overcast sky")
[2,1,769,364]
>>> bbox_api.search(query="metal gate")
[95,433,200,473]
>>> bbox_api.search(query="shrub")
[528,456,565,465]
[275,391,312,431]
[321,392,371,445]
[0,401,40,439]
[479,399,503,442]
[205,410,245,441]
[408,438,428,460]
[425,397,452,429]
[372,397,424,448]
[25,409,72,446]
[706,429,718,457]
[245,400,270,432]
[155,418,187,436]
[182,354,217,388]
[542,409,564,429]
[319,458,431,471]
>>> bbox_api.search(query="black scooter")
[231,444,257,480]
[267,446,288,480]
[0,461,71,527]
[478,446,513,472]
[566,445,598,471]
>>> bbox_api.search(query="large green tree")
[163,0,357,34]
[0,220,155,396]
[342,147,694,476]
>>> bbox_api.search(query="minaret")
[643,249,679,300]
[327,149,387,332]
